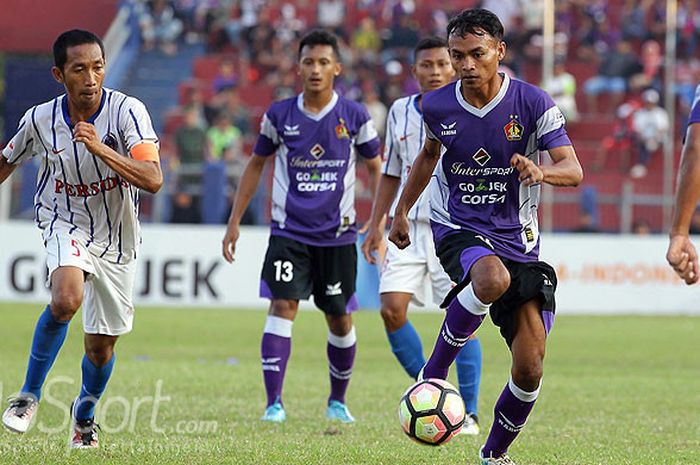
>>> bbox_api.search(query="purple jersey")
[422,74,571,262]
[688,83,700,126]
[254,92,380,246]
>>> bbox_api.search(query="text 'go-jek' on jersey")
[253,92,380,247]
[1,89,159,263]
[422,73,572,262]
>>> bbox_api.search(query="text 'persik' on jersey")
[0,89,159,264]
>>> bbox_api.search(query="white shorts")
[379,221,453,307]
[46,233,136,336]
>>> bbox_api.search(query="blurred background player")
[361,36,482,435]
[0,30,162,448]
[388,9,582,464]
[667,83,700,285]
[221,29,381,424]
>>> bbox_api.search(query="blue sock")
[456,337,482,415]
[21,305,70,399]
[75,354,115,420]
[387,321,425,379]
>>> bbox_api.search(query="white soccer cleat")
[2,394,39,434]
[479,446,516,464]
[460,413,480,435]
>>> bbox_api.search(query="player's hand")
[73,122,103,155]
[361,226,385,264]
[388,214,411,250]
[511,153,543,186]
[222,222,240,263]
[666,235,699,285]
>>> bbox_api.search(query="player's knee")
[380,305,406,331]
[86,346,113,367]
[512,362,543,392]
[50,292,82,320]
[472,267,510,303]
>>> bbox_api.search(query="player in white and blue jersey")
[388,10,583,464]
[667,84,700,284]
[361,36,482,435]
[0,30,162,448]
[222,29,381,424]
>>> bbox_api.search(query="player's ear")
[51,66,64,84]
[497,41,506,62]
[334,62,342,76]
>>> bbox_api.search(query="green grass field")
[0,303,698,465]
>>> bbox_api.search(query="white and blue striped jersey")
[1,88,159,264]
[382,94,433,223]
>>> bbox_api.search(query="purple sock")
[261,316,293,407]
[483,378,540,458]
[327,327,357,404]
[423,284,487,379]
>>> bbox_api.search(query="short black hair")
[413,36,448,62]
[298,29,340,60]
[53,29,105,70]
[446,8,504,41]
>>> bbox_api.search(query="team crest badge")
[102,133,119,151]
[503,115,523,141]
[335,118,350,140]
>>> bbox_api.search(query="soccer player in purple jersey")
[0,30,162,448]
[362,37,482,435]
[388,9,583,464]
[222,29,381,423]
[667,83,700,285]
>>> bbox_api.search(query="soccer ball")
[398,378,465,446]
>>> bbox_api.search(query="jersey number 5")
[273,260,293,282]
[71,239,81,257]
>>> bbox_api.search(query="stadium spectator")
[666,66,700,286]
[139,0,184,55]
[629,40,663,93]
[170,189,201,223]
[632,218,652,234]
[620,0,649,41]
[630,89,669,178]
[362,86,388,140]
[317,0,346,38]
[0,29,163,447]
[592,101,639,171]
[212,58,239,94]
[583,39,642,112]
[221,30,381,425]
[352,17,382,64]
[541,58,579,123]
[175,106,208,165]
[206,112,242,163]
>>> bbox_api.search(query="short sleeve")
[119,97,159,153]
[355,117,380,159]
[2,109,36,165]
[252,112,280,156]
[535,92,571,151]
[381,106,401,177]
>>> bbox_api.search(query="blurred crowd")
[130,0,700,231]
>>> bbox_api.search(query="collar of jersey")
[296,91,339,121]
[455,73,510,118]
[61,89,107,128]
